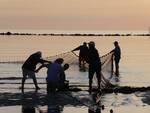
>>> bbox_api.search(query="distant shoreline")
[0,31,150,36]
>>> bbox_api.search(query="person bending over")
[21,51,50,92]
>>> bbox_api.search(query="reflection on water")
[0,90,150,113]
[21,91,102,113]
[22,106,35,113]
[88,108,101,113]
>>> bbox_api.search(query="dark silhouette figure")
[36,58,63,93]
[21,51,49,92]
[36,58,69,93]
[111,41,121,76]
[72,42,89,69]
[47,105,62,113]
[58,63,69,90]
[86,41,101,93]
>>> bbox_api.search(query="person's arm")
[40,58,52,64]
[72,46,81,51]
[35,64,48,73]
[110,49,115,53]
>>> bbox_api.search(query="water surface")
[0,35,150,113]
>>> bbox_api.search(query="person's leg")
[115,59,119,76]
[96,70,101,90]
[21,69,27,92]
[79,56,82,68]
[82,58,86,71]
[29,71,40,90]
[89,67,94,92]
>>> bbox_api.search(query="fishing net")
[46,51,114,89]
[0,51,115,89]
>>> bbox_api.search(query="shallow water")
[0,36,150,87]
[0,35,150,113]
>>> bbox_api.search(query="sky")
[0,0,150,32]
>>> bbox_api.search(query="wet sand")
[0,89,150,113]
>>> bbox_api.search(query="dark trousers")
[115,59,120,76]
[89,65,101,91]
[47,81,58,94]
[79,56,86,68]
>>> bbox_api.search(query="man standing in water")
[72,42,89,69]
[86,41,101,93]
[111,41,121,76]
[21,51,49,92]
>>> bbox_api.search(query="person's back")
[87,42,101,66]
[72,42,89,69]
[21,51,48,92]
[22,52,44,71]
[46,58,64,92]
[79,44,89,58]
[47,62,63,83]
[35,58,64,93]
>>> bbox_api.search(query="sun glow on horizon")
[0,0,150,31]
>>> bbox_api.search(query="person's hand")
[35,70,39,73]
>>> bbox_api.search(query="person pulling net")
[45,49,115,91]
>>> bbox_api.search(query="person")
[86,41,101,93]
[58,63,69,90]
[111,41,121,76]
[36,58,69,93]
[21,51,50,92]
[72,42,89,69]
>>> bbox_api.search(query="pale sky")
[0,0,150,31]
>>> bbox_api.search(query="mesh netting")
[46,51,114,89]
[0,51,115,89]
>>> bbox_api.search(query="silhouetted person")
[72,42,89,69]
[111,41,121,76]
[21,51,50,92]
[58,63,69,90]
[36,58,67,93]
[86,41,101,93]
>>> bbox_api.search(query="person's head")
[83,42,87,46]
[54,58,64,64]
[63,63,69,71]
[88,41,95,48]
[114,41,119,47]
[35,51,42,58]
